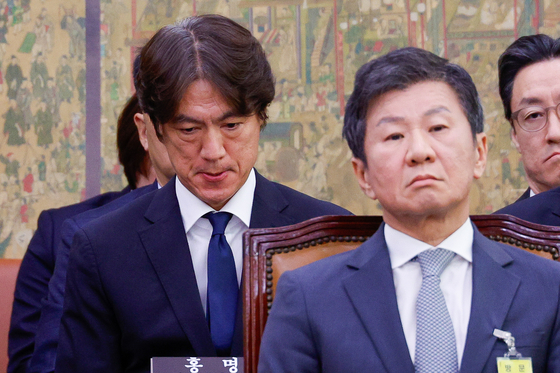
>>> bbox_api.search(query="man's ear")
[510,127,522,153]
[134,113,149,151]
[473,132,488,179]
[351,157,377,200]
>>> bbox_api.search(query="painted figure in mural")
[4,98,26,146]
[16,78,33,125]
[44,77,60,124]
[259,46,560,373]
[30,52,49,99]
[55,15,350,373]
[75,59,85,104]
[0,17,8,54]
[37,155,46,181]
[0,152,20,179]
[494,34,560,226]
[56,55,74,103]
[6,55,24,100]
[35,8,54,54]
[22,167,33,193]
[11,0,23,35]
[61,13,85,60]
[34,101,53,148]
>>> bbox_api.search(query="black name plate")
[151,357,243,373]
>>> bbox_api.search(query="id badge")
[494,329,533,373]
[496,357,533,373]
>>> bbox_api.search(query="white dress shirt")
[176,169,256,314]
[385,219,473,366]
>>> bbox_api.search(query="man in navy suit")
[259,47,560,372]
[55,15,350,373]
[7,92,158,373]
[495,34,560,206]
[25,93,175,373]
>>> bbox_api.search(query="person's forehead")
[366,80,462,119]
[512,58,560,106]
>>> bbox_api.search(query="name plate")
[151,357,243,373]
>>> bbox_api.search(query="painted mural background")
[1,0,558,258]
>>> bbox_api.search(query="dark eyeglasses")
[511,102,560,132]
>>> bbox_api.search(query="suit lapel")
[139,179,216,356]
[342,228,415,373]
[550,187,560,220]
[460,228,520,373]
[249,171,294,229]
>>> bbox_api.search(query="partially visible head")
[133,109,175,187]
[135,14,275,138]
[117,94,154,189]
[498,34,560,193]
[343,47,484,165]
[344,47,487,240]
[131,54,174,186]
[134,15,275,210]
[498,34,560,122]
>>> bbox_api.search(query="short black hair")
[135,14,275,138]
[498,34,560,122]
[343,47,484,164]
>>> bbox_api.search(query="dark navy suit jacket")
[8,188,129,373]
[494,186,560,226]
[27,182,158,373]
[259,224,560,373]
[55,172,351,373]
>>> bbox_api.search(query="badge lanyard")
[493,329,533,373]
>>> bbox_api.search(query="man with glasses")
[494,34,560,225]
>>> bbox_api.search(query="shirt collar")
[385,218,473,269]
[176,168,256,232]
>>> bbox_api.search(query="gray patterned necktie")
[414,248,458,373]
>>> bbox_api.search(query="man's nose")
[200,128,226,160]
[405,130,436,165]
[546,108,560,143]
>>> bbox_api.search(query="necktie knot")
[417,248,455,278]
[204,212,232,236]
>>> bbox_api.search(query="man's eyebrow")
[172,110,241,124]
[424,106,451,116]
[374,106,450,126]
[518,97,545,107]
[376,116,404,127]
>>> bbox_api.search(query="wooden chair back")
[243,214,560,373]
